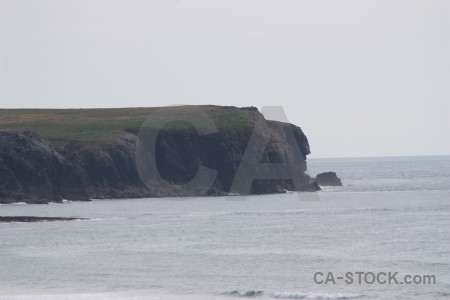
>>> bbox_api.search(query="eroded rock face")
[59,134,151,199]
[315,172,343,186]
[147,119,313,196]
[0,107,319,203]
[0,130,89,203]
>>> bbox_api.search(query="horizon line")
[308,154,450,159]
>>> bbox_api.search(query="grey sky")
[1,0,449,158]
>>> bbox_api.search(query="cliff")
[0,106,318,203]
[0,130,89,203]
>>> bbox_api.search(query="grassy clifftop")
[0,106,258,146]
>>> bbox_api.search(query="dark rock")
[0,130,90,204]
[315,172,343,186]
[59,134,152,199]
[0,216,84,223]
[138,116,317,196]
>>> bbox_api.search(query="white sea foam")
[225,290,264,297]
[273,292,362,299]
[318,186,342,192]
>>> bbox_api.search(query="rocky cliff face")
[0,107,318,203]
[0,130,89,203]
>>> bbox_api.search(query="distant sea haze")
[0,156,449,300]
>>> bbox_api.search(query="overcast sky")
[0,0,449,158]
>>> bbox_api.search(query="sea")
[0,156,449,300]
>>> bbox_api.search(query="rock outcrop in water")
[315,171,343,186]
[0,106,318,203]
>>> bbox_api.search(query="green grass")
[0,106,257,146]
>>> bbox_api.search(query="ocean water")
[0,156,449,300]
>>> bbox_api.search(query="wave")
[225,210,308,217]
[318,186,343,192]
[221,290,362,299]
[224,290,264,297]
[435,291,450,297]
[273,292,362,299]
